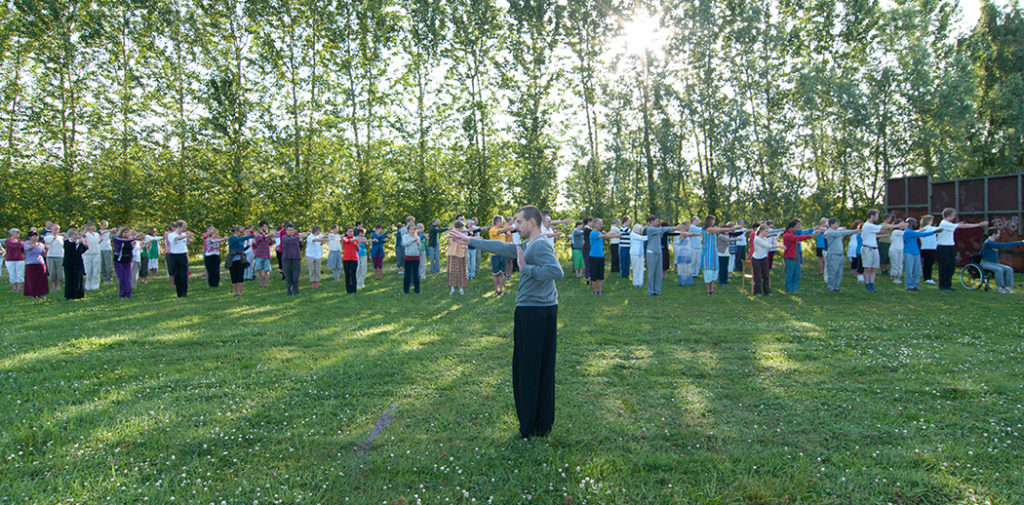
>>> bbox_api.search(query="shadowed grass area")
[1,261,1023,504]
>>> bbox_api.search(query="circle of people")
[3,206,1019,302]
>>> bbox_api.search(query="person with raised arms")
[446,220,469,296]
[326,225,344,282]
[645,215,687,296]
[305,225,329,289]
[699,216,742,296]
[356,227,369,289]
[781,219,819,294]
[628,223,649,287]
[98,220,115,284]
[62,227,89,300]
[751,224,778,296]
[370,225,389,280]
[823,219,859,292]
[427,218,449,275]
[43,223,64,293]
[900,217,936,291]
[617,216,632,277]
[570,221,585,278]
[226,225,256,296]
[166,221,195,297]
[203,227,228,288]
[280,225,308,296]
[401,221,423,294]
[449,205,564,438]
[252,222,274,288]
[978,227,1022,294]
[935,208,988,291]
[111,227,139,298]
[341,226,365,294]
[20,231,48,301]
[858,209,907,293]
[587,218,622,295]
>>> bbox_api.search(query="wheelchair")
[959,254,994,291]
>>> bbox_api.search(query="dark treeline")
[1,0,1022,231]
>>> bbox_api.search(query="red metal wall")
[886,174,1024,272]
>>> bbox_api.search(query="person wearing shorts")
[253,222,274,288]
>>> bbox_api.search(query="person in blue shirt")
[588,218,623,295]
[815,217,828,280]
[980,227,1023,293]
[902,217,937,291]
[370,226,389,280]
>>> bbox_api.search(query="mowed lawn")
[1,259,1023,505]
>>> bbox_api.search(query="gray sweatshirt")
[644,226,676,256]
[824,229,857,256]
[402,231,421,257]
[469,235,564,306]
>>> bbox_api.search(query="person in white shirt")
[98,220,114,284]
[688,216,702,279]
[82,222,103,291]
[889,219,905,284]
[44,223,65,292]
[858,209,907,293]
[919,215,939,283]
[935,207,988,291]
[628,224,648,287]
[305,225,329,288]
[167,221,194,297]
[326,225,344,281]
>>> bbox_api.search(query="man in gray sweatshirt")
[450,205,564,438]
[643,215,683,296]
[823,218,858,292]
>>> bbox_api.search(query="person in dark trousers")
[62,227,89,299]
[451,205,565,438]
[934,207,988,291]
[166,221,194,297]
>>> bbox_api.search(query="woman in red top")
[5,228,25,293]
[340,226,365,294]
[782,219,817,294]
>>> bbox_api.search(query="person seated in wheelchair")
[978,227,1023,294]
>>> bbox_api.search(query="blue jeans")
[619,246,630,277]
[784,258,802,292]
[427,246,440,273]
[904,253,922,289]
[467,248,477,279]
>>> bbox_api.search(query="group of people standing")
[3,206,1019,302]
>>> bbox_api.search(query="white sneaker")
[925,279,936,284]
[459,288,464,295]
[1006,287,1016,294]
[449,287,455,296]
[893,278,901,284]
[997,287,1007,294]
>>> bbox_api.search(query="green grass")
[2,259,1023,505]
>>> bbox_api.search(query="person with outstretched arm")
[449,205,565,439]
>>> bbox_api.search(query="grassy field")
[1,258,1023,505]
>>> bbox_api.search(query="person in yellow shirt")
[488,216,511,295]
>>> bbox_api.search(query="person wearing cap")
[5,228,25,292]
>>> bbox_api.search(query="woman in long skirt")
[447,221,469,295]
[63,227,88,299]
[22,231,50,300]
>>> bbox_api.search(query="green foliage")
[1,0,1024,230]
